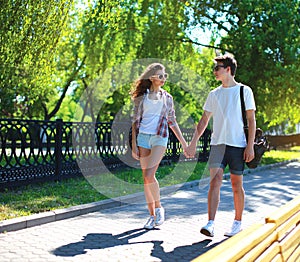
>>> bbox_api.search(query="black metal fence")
[0,118,211,189]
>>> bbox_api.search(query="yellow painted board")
[276,211,300,240]
[238,231,277,262]
[280,223,300,261]
[271,253,283,262]
[266,195,300,226]
[286,244,300,262]
[253,241,281,262]
[192,223,275,262]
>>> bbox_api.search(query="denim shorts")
[137,133,168,149]
[208,144,245,175]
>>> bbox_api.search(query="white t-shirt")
[203,84,256,147]
[139,94,163,134]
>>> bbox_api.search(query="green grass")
[260,147,300,165]
[1,147,299,221]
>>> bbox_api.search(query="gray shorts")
[208,144,245,175]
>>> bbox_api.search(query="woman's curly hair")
[131,63,165,99]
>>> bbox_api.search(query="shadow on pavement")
[150,239,226,261]
[52,227,226,260]
[52,228,150,257]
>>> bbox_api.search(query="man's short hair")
[214,54,237,76]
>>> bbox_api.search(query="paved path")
[0,162,299,262]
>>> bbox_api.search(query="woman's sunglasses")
[152,73,168,80]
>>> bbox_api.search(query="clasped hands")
[183,143,197,159]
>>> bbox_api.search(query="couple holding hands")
[130,55,256,237]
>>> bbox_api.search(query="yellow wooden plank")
[253,241,281,262]
[276,211,300,240]
[271,253,284,262]
[238,230,277,262]
[286,244,300,262]
[194,196,300,262]
[192,223,275,262]
[280,223,300,261]
[266,195,300,226]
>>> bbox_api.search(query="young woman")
[131,63,188,229]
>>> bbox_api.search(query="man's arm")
[186,110,212,157]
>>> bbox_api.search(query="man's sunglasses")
[213,65,227,71]
[152,73,168,80]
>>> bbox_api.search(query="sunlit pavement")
[0,161,299,262]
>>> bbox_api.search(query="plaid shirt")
[132,89,177,138]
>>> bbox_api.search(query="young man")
[186,54,256,237]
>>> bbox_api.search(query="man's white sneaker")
[144,216,156,230]
[224,220,242,237]
[155,207,165,226]
[200,221,214,237]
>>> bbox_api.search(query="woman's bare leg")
[139,146,166,216]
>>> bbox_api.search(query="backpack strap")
[240,86,248,129]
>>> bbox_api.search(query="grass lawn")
[0,147,299,221]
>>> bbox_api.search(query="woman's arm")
[131,97,141,160]
[169,123,188,150]
[166,95,189,156]
[131,123,139,160]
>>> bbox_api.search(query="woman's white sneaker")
[200,220,214,237]
[155,207,165,226]
[224,220,242,237]
[144,216,156,230]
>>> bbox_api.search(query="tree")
[0,0,73,118]
[188,0,300,132]
[70,0,215,124]
[5,0,298,134]
[0,0,220,124]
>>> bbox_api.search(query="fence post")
[55,119,63,178]
[203,129,210,160]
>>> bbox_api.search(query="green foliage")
[68,0,214,123]
[0,0,73,119]
[0,0,299,133]
[189,0,300,131]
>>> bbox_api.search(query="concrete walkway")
[0,161,299,262]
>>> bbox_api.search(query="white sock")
[208,220,214,225]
